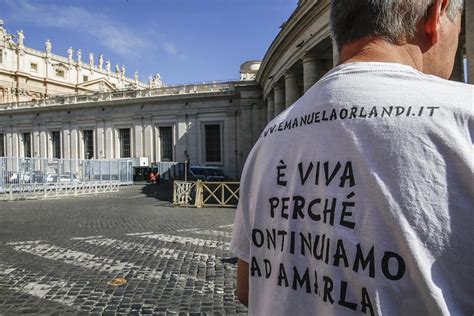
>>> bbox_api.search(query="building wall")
[0,82,264,179]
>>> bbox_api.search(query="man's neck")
[338,38,423,72]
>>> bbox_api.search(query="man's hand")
[236,258,249,307]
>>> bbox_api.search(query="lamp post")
[184,150,189,182]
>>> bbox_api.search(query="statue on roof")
[98,54,103,70]
[76,49,82,64]
[17,30,24,46]
[106,59,111,74]
[0,20,5,41]
[150,73,163,88]
[45,39,52,55]
[89,52,94,68]
[67,47,73,63]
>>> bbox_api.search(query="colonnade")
[265,51,326,122]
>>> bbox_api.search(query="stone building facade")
[0,78,264,179]
[0,20,149,104]
[0,0,472,179]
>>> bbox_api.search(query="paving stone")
[0,185,247,315]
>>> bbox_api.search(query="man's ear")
[424,0,447,45]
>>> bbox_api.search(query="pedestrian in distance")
[148,171,156,184]
[232,0,473,315]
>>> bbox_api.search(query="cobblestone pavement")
[0,183,247,315]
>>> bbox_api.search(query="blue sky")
[0,0,296,85]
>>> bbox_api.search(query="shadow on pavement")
[140,180,174,202]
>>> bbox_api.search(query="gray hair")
[330,0,464,51]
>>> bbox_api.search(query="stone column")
[104,122,114,159]
[285,71,299,108]
[45,131,52,159]
[134,119,143,157]
[154,125,160,162]
[175,115,189,163]
[267,93,275,122]
[239,106,252,167]
[6,129,13,157]
[8,127,20,157]
[33,127,40,158]
[62,126,70,159]
[39,128,47,158]
[187,114,198,163]
[70,126,78,159]
[143,120,153,163]
[302,54,320,92]
[78,130,84,160]
[96,121,105,159]
[467,1,474,83]
[12,128,19,157]
[254,103,264,143]
[273,84,285,116]
[18,132,24,158]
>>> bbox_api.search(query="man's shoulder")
[322,62,472,89]
[318,62,473,107]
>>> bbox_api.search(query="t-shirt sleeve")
[230,204,251,263]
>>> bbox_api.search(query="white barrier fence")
[0,157,131,200]
[0,157,133,186]
[0,181,119,201]
[173,180,239,208]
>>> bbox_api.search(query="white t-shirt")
[231,62,474,316]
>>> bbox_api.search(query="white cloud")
[163,41,187,61]
[4,0,153,58]
[163,42,178,55]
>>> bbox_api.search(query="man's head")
[330,0,464,79]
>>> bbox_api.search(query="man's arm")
[236,258,249,307]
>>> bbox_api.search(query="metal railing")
[0,157,133,187]
[153,162,186,180]
[0,157,131,200]
[173,180,240,208]
[0,181,119,201]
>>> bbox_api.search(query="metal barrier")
[154,162,185,180]
[0,157,131,200]
[173,180,240,208]
[0,181,119,201]
[0,157,133,186]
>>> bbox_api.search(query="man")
[231,0,473,315]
